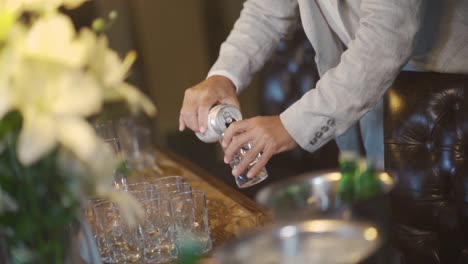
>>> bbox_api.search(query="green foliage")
[0,112,81,263]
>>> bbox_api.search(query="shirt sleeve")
[280,0,425,152]
[207,0,299,93]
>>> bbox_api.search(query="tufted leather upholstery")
[385,72,468,264]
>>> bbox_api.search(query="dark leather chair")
[385,72,468,264]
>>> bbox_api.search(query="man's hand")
[222,116,298,178]
[179,75,240,134]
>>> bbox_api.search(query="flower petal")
[96,187,144,228]
[57,117,97,163]
[18,109,56,165]
[0,87,11,121]
[0,48,14,119]
[24,14,86,68]
[102,49,126,88]
[112,83,156,116]
[50,71,102,116]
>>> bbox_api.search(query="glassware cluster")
[84,119,212,263]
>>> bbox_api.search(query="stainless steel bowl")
[213,219,381,264]
[255,170,395,220]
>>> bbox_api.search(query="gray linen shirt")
[208,0,468,153]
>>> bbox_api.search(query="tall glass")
[140,198,177,263]
[153,183,192,199]
[149,175,185,186]
[93,120,118,141]
[82,199,113,264]
[104,138,128,190]
[171,191,212,255]
[228,142,268,188]
[117,120,161,174]
[94,202,142,263]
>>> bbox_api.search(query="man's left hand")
[222,115,298,178]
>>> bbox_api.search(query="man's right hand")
[179,75,240,134]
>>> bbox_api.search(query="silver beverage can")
[196,104,268,188]
[196,104,243,143]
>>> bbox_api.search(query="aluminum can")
[196,104,243,143]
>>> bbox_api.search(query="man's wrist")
[207,75,236,92]
[207,70,243,93]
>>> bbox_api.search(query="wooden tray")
[156,150,269,248]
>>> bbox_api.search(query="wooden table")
[152,149,269,251]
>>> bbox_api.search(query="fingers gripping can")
[196,104,268,188]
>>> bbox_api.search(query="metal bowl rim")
[255,169,397,208]
[213,218,382,260]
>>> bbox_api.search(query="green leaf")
[0,111,22,141]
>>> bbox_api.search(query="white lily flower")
[79,29,156,116]
[1,12,102,165]
[17,108,57,165]
[23,14,87,68]
[117,82,158,116]
[0,1,154,228]
[13,66,102,165]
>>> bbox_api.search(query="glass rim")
[152,182,192,189]
[148,176,185,186]
[126,182,152,190]
[151,175,184,181]
[92,200,118,211]
[127,182,151,186]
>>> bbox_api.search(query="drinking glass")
[94,201,142,263]
[117,121,159,172]
[229,142,268,188]
[127,182,152,192]
[83,199,113,264]
[171,191,212,254]
[149,175,184,186]
[94,120,118,141]
[104,138,128,190]
[140,197,177,263]
[129,189,159,202]
[153,183,192,198]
